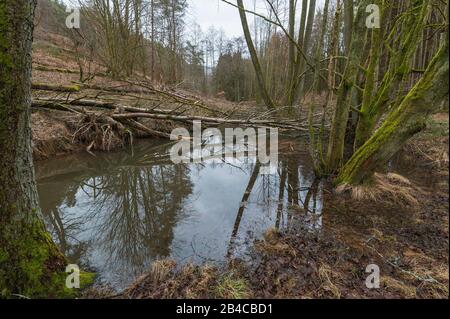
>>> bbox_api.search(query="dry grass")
[214,274,250,299]
[317,263,342,298]
[337,173,423,208]
[115,260,250,299]
[382,276,417,298]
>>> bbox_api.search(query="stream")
[36,137,323,290]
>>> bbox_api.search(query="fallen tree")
[32,79,228,116]
[32,82,80,92]
[32,98,321,132]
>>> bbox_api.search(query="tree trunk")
[0,0,66,297]
[236,0,275,109]
[343,0,353,56]
[285,0,296,105]
[308,0,330,171]
[325,0,368,172]
[353,0,429,148]
[287,0,308,105]
[353,0,383,150]
[336,42,449,185]
[293,0,316,103]
[151,0,155,82]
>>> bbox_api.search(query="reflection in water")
[36,138,323,290]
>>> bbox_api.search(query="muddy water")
[36,137,323,290]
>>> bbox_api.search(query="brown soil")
[32,110,78,161]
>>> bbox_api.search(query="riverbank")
[78,114,448,299]
[31,108,180,161]
[31,25,448,300]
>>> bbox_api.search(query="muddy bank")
[88,115,448,300]
[32,109,180,161]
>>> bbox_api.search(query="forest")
[0,0,448,300]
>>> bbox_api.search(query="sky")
[187,0,268,39]
[63,0,326,39]
[187,0,326,38]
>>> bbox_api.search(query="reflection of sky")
[37,139,323,291]
[171,162,255,263]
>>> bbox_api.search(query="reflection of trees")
[38,138,325,282]
[227,162,261,257]
[287,156,300,206]
[276,160,288,229]
[37,175,88,262]
[90,163,192,272]
[37,141,193,275]
[226,149,324,258]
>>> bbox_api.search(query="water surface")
[36,137,323,290]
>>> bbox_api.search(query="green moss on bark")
[337,42,449,185]
[0,217,95,298]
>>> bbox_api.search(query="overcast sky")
[64,0,325,39]
[187,0,268,39]
[187,0,326,38]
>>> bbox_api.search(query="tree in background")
[222,0,448,186]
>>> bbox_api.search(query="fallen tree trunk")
[33,98,176,115]
[125,80,230,116]
[33,64,80,74]
[32,81,227,116]
[111,112,310,131]
[119,119,172,139]
[32,98,316,131]
[32,82,81,92]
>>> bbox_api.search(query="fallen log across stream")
[32,98,321,132]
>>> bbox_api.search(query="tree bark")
[236,0,275,109]
[293,0,316,103]
[325,0,369,172]
[343,0,353,56]
[0,0,66,297]
[336,42,449,185]
[285,0,296,105]
[353,0,429,148]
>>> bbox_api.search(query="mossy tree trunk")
[325,0,369,172]
[353,0,429,149]
[0,0,66,297]
[336,42,449,185]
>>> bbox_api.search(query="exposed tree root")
[66,113,131,152]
